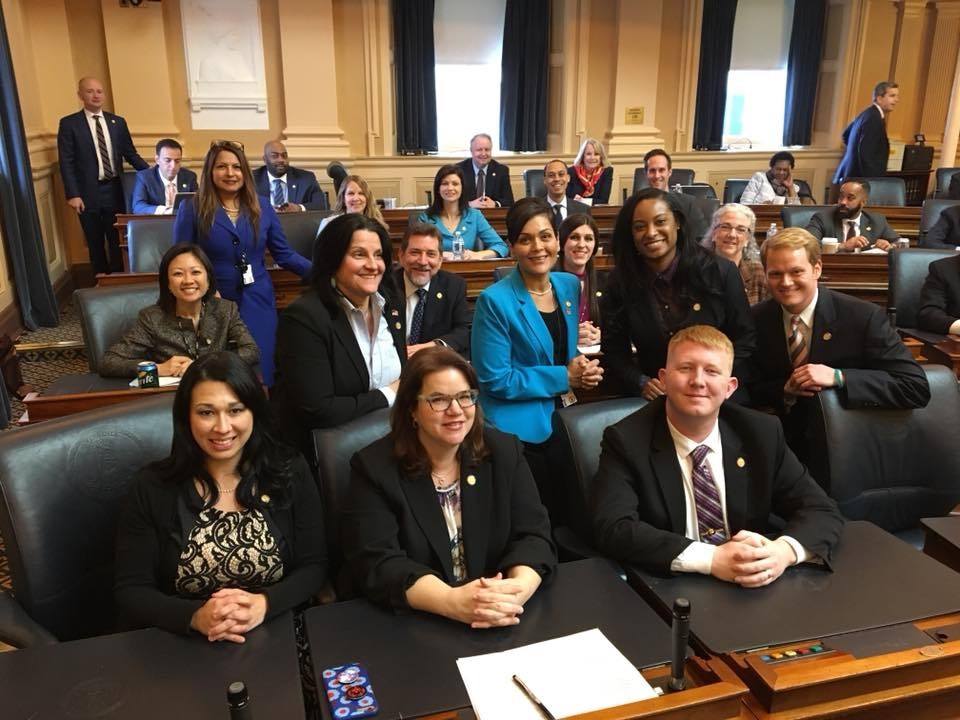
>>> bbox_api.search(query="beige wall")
[2,0,959,330]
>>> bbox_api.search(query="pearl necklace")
[527,283,553,296]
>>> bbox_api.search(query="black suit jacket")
[590,398,843,575]
[273,289,406,450]
[949,173,960,201]
[456,158,515,207]
[918,255,960,334]
[543,196,592,230]
[344,428,556,610]
[131,166,199,214]
[252,166,325,210]
[57,110,148,210]
[921,205,960,249]
[833,104,888,183]
[669,191,709,242]
[748,287,930,414]
[566,166,613,205]
[389,267,471,354]
[805,208,897,246]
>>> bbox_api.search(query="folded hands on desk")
[710,530,797,588]
[190,588,269,643]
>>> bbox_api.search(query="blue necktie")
[408,288,427,344]
[272,178,285,207]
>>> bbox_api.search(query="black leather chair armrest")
[0,591,57,648]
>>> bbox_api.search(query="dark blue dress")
[173,198,311,384]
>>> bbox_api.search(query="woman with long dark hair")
[601,188,755,399]
[115,351,327,640]
[344,347,555,625]
[173,140,311,384]
[557,213,604,346]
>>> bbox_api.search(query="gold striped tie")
[789,314,808,367]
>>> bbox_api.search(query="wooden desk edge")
[23,385,176,423]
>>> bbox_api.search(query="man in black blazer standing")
[918,255,960,335]
[392,223,471,357]
[57,77,148,274]
[805,179,898,251]
[591,324,843,582]
[749,228,929,456]
[833,81,899,184]
[253,140,325,212]
[131,138,199,215]
[456,133,514,208]
[543,159,591,230]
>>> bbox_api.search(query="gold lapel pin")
[436,292,443,299]
[565,300,572,307]
[395,322,402,330]
[693,303,701,311]
[111,118,116,124]
[466,474,477,486]
[736,457,746,468]
[596,291,603,297]
[261,494,270,504]
[823,332,832,341]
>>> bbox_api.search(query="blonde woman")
[567,138,613,205]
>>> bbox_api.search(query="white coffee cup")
[383,197,397,210]
[822,237,839,254]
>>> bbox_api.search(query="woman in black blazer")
[114,351,327,641]
[343,347,556,627]
[272,213,404,451]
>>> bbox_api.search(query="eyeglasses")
[210,139,245,152]
[717,223,751,236]
[418,390,480,412]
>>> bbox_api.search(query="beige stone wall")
[2,0,959,330]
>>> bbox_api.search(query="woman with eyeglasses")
[343,346,555,626]
[173,140,311,385]
[705,203,769,306]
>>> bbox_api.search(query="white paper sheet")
[456,629,656,719]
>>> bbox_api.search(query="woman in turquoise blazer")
[417,164,508,259]
[471,198,603,521]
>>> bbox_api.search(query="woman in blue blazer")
[471,198,603,521]
[417,164,508,259]
[173,141,311,384]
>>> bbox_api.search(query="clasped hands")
[710,530,796,588]
[784,363,835,397]
[577,321,601,348]
[567,354,603,389]
[157,355,193,377]
[447,572,533,629]
[190,588,269,643]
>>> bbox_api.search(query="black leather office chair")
[781,205,831,229]
[887,247,958,340]
[862,177,907,206]
[311,409,391,588]
[75,284,157,374]
[678,184,717,200]
[523,169,545,198]
[277,210,330,258]
[493,264,515,282]
[326,162,348,196]
[796,179,817,204]
[0,395,175,645]
[120,171,138,213]
[550,398,647,557]
[806,365,960,534]
[918,199,960,246]
[127,219,174,273]
[722,179,749,204]
[935,167,960,198]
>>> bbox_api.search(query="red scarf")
[574,164,604,197]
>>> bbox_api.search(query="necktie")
[476,168,486,198]
[690,445,727,545]
[553,204,563,229]
[789,314,808,367]
[272,178,285,207]
[845,220,857,240]
[408,288,427,344]
[165,182,176,208]
[93,115,113,180]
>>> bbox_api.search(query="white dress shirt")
[667,417,809,574]
[83,108,115,180]
[155,167,177,215]
[338,292,402,405]
[780,288,818,354]
[547,196,568,222]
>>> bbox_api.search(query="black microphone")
[227,681,254,719]
[668,597,691,691]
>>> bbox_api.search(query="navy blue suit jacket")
[456,158,515,207]
[57,110,147,210]
[833,105,888,183]
[131,166,199,214]
[252,166,324,210]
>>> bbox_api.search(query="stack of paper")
[456,629,656,719]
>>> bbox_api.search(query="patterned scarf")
[574,164,604,197]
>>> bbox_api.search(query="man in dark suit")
[591,324,843,582]
[542,159,591,230]
[456,133,514,208]
[919,204,960,249]
[805,179,898,251]
[642,149,708,242]
[131,138,198,215]
[949,173,960,200]
[918,255,960,335]
[832,81,899,184]
[252,140,324,212]
[57,76,148,273]
[749,228,929,457]
[392,223,471,357]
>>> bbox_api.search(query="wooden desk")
[21,385,177,424]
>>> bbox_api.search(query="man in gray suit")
[805,179,898,252]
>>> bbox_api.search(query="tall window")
[433,0,506,153]
[722,0,794,149]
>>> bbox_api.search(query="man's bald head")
[263,140,289,177]
[77,77,105,112]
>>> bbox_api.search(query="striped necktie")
[93,115,114,180]
[690,445,727,545]
[272,178,286,207]
[789,314,808,367]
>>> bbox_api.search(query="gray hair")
[707,203,760,261]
